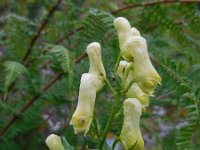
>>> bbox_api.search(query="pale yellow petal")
[70,73,102,135]
[126,36,161,95]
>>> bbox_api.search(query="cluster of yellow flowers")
[45,17,161,150]
[115,17,161,149]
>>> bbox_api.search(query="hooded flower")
[70,42,105,135]
[45,134,65,150]
[70,73,102,135]
[125,36,161,95]
[120,98,144,150]
[117,61,149,108]
[114,17,161,95]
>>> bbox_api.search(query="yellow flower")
[70,73,102,135]
[114,17,141,61]
[86,42,106,78]
[120,98,144,150]
[70,42,105,135]
[114,17,161,94]
[126,36,161,95]
[45,134,65,150]
[117,61,149,108]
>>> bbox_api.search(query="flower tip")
[114,17,131,31]
[86,42,101,53]
[126,36,146,50]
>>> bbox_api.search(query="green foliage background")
[0,0,200,149]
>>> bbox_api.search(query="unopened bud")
[45,134,65,150]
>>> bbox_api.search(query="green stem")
[114,53,121,74]
[98,94,120,149]
[123,79,135,93]
[114,54,122,88]
[104,77,117,95]
[112,138,120,150]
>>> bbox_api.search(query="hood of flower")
[86,42,106,77]
[45,134,65,150]
[114,17,131,32]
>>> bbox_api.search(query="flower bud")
[126,36,161,95]
[70,73,102,135]
[86,42,106,77]
[117,61,149,107]
[45,134,65,150]
[120,98,144,150]
[116,60,131,81]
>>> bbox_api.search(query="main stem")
[98,93,120,149]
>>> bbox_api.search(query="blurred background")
[0,0,200,149]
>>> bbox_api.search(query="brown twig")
[52,0,200,45]
[54,26,84,44]
[111,0,200,14]
[23,0,62,65]
[0,0,62,101]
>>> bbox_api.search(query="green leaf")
[3,61,27,100]
[48,44,74,92]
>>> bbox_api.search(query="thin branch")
[23,0,62,64]
[54,26,84,44]
[111,0,200,14]
[52,0,200,45]
[104,77,117,96]
[1,0,62,101]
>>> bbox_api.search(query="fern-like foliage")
[78,9,115,43]
[3,61,27,100]
[0,1,200,150]
[47,44,74,92]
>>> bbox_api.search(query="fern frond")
[3,61,28,100]
[176,92,199,150]
[47,44,74,92]
[79,9,115,43]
